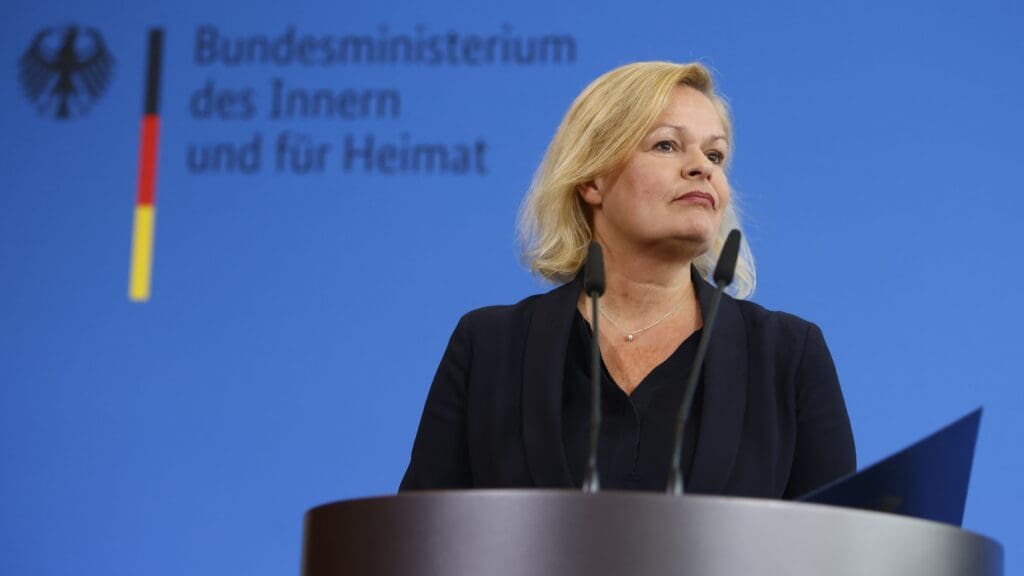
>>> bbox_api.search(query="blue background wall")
[2,0,1021,574]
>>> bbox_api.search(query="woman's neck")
[594,241,697,324]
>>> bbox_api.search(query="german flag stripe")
[129,28,164,302]
[129,205,155,301]
[136,115,159,205]
[144,29,163,115]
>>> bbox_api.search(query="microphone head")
[584,243,606,296]
[712,229,742,287]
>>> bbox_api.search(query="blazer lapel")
[687,271,749,493]
[521,278,579,488]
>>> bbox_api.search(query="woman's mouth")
[674,191,715,208]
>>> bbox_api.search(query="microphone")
[666,229,742,495]
[583,242,605,493]
[713,229,741,286]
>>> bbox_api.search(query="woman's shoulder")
[456,280,578,332]
[726,295,827,346]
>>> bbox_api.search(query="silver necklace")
[598,299,686,343]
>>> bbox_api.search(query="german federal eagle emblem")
[19,26,115,120]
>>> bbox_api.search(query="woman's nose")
[682,148,713,180]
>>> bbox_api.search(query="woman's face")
[580,85,731,258]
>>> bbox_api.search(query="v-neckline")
[575,309,702,399]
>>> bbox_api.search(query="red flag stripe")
[136,114,160,206]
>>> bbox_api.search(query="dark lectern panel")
[302,490,1002,576]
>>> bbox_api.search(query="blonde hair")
[517,61,756,298]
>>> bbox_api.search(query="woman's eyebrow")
[649,124,729,146]
[706,134,730,146]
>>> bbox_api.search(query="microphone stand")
[583,243,605,493]
[666,230,742,495]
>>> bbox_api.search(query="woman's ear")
[577,180,603,207]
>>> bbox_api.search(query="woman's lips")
[674,191,715,208]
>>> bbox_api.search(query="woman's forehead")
[643,86,729,142]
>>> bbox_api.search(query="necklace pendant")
[625,334,635,343]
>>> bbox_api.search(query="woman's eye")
[654,140,676,152]
[706,150,725,165]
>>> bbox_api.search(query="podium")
[301,490,1002,575]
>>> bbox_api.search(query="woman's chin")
[670,219,719,246]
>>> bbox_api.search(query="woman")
[400,61,855,498]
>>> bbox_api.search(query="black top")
[399,269,856,499]
[561,311,703,491]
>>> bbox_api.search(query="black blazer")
[400,272,855,499]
